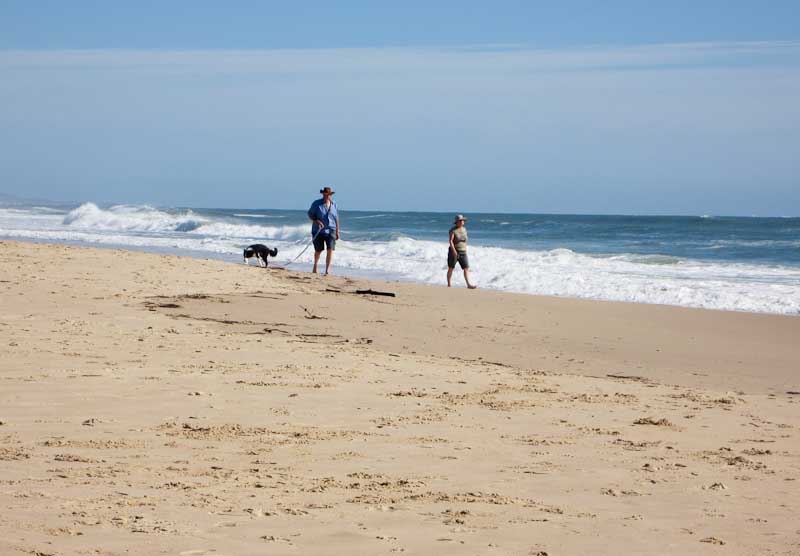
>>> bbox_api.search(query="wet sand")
[1,240,798,555]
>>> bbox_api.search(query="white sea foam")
[232,213,287,219]
[0,227,238,254]
[349,213,388,219]
[31,206,68,213]
[707,239,800,249]
[1,207,62,218]
[196,222,308,240]
[0,207,65,228]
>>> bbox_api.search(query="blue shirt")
[308,198,339,236]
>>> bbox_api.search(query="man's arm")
[308,203,325,230]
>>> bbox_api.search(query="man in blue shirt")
[307,186,340,275]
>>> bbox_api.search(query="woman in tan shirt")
[447,214,477,289]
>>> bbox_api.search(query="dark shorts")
[448,249,469,269]
[313,233,336,252]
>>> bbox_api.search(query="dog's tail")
[269,247,278,257]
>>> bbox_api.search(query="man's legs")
[323,236,336,275]
[312,234,325,273]
[312,250,322,273]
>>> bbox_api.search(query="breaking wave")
[61,203,307,240]
[63,203,205,233]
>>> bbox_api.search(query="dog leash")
[281,227,325,268]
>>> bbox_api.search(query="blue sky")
[1,1,799,215]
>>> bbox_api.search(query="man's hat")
[453,214,467,223]
[320,186,335,195]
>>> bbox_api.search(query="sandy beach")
[1,239,798,555]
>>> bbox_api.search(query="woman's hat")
[320,186,335,195]
[453,214,466,223]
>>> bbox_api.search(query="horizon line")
[2,197,796,219]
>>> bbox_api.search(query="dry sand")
[1,240,798,555]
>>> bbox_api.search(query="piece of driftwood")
[355,289,396,297]
[325,288,396,298]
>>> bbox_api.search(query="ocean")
[1,202,799,315]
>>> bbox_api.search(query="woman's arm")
[449,230,457,253]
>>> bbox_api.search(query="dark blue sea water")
[2,202,799,314]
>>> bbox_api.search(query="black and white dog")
[243,244,278,267]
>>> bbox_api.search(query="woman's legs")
[463,268,476,289]
[447,249,456,287]
[448,251,476,288]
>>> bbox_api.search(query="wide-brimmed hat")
[453,214,467,223]
[320,186,335,195]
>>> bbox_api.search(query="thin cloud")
[1,40,799,74]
